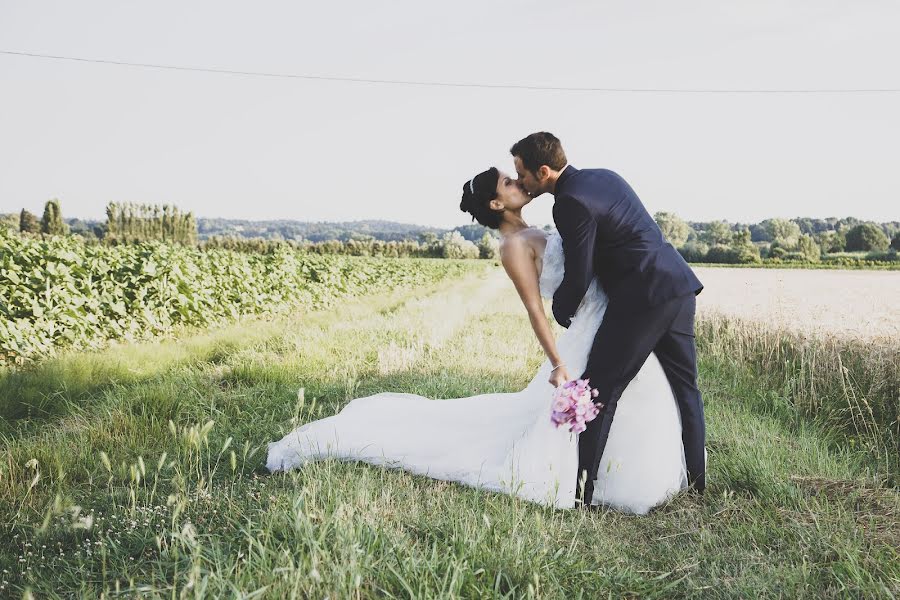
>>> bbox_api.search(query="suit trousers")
[576,292,706,507]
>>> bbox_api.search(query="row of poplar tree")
[16,200,197,245]
[104,202,197,245]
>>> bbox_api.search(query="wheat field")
[694,266,900,341]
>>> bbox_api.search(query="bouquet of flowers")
[551,378,602,433]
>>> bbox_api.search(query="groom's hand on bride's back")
[549,365,571,388]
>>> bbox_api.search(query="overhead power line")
[3,49,900,94]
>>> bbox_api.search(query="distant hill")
[196,218,439,242]
[193,218,499,243]
[36,216,500,243]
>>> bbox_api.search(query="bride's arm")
[500,237,564,370]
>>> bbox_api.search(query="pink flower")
[550,378,603,433]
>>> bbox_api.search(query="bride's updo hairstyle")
[459,167,502,229]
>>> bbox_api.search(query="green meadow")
[1,266,898,598]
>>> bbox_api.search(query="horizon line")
[7,211,897,228]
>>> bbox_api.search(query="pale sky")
[1,0,898,228]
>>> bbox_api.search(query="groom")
[510,132,707,508]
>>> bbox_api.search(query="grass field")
[1,267,898,598]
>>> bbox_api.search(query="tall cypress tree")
[19,208,41,233]
[185,212,197,245]
[119,203,127,242]
[40,199,68,236]
[152,205,161,239]
[105,202,119,241]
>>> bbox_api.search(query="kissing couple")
[267,132,707,514]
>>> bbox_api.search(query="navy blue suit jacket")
[551,166,703,328]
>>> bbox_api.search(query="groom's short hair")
[510,132,567,174]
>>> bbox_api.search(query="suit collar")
[553,165,577,196]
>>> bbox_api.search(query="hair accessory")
[468,178,475,195]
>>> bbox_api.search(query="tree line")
[4,199,898,264]
[4,200,499,259]
[105,202,197,245]
[201,231,500,260]
[11,200,197,246]
[655,213,899,264]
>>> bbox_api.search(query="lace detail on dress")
[539,232,565,300]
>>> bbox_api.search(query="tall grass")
[696,313,899,485]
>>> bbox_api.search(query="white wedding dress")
[266,232,688,513]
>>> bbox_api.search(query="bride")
[266,167,688,514]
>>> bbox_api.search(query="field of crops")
[0,230,481,367]
[694,266,900,341]
[693,265,899,487]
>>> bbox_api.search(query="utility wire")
[3,49,900,94]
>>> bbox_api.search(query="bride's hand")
[549,364,571,388]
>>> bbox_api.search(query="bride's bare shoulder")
[499,228,549,266]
